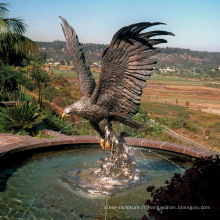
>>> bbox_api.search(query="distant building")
[54,62,60,65]
[159,67,176,73]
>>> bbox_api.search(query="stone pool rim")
[0,130,218,159]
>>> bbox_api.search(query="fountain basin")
[0,131,217,158]
[1,144,193,219]
[0,132,218,219]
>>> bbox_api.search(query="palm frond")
[0,19,10,34]
[0,33,38,55]
[0,3,9,18]
[3,18,27,35]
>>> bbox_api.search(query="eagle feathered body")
[60,17,174,149]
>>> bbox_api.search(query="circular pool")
[0,144,193,219]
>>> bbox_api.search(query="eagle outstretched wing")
[91,22,174,117]
[60,17,96,97]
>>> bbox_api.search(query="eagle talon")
[100,137,105,150]
[100,137,111,151]
[105,139,111,151]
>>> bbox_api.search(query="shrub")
[0,66,29,101]
[0,66,24,94]
[155,116,170,125]
[17,129,30,136]
[0,101,44,131]
[120,109,164,138]
[170,117,199,133]
[24,78,35,91]
[209,122,220,133]
[143,156,220,220]
[170,118,188,129]
[43,84,58,102]
[34,130,54,139]
[43,112,77,135]
[53,74,70,86]
[178,112,191,119]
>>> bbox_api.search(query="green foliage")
[36,41,107,64]
[117,108,164,139]
[30,66,50,105]
[170,117,199,132]
[42,84,58,102]
[0,66,23,92]
[0,124,3,133]
[53,74,69,85]
[143,156,220,220]
[31,67,50,86]
[205,83,220,89]
[34,130,54,139]
[43,112,98,136]
[141,102,188,118]
[0,66,32,101]
[25,51,47,65]
[73,120,97,136]
[207,122,220,148]
[24,78,35,91]
[209,122,220,133]
[0,3,38,65]
[155,116,170,125]
[16,129,30,136]
[0,101,44,131]
[43,112,76,135]
[0,90,30,102]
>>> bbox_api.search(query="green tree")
[0,66,25,101]
[176,98,178,105]
[31,66,50,106]
[185,101,190,108]
[0,3,38,65]
[60,59,65,65]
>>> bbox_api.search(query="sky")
[3,0,220,52]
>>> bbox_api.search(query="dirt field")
[142,77,220,115]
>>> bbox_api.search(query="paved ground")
[0,130,219,158]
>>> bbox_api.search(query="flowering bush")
[143,156,220,220]
[34,130,54,139]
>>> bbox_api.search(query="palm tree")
[0,3,38,65]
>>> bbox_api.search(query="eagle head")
[62,100,85,119]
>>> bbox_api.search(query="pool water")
[0,145,192,219]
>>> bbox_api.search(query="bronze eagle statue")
[60,17,174,151]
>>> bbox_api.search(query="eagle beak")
[62,112,66,120]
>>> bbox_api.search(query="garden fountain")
[58,17,175,197]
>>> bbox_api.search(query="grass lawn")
[148,75,206,86]
[53,69,100,78]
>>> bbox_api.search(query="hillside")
[36,41,220,77]
[37,41,107,66]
